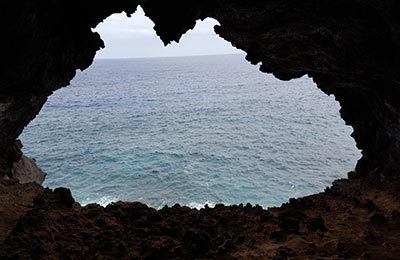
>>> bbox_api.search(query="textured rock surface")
[1,1,400,259]
[11,155,46,185]
[0,182,44,246]
[1,0,400,184]
[2,179,400,259]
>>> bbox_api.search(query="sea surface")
[21,54,360,208]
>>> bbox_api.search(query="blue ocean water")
[20,54,360,208]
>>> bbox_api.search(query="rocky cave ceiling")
[0,0,399,186]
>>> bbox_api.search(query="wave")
[187,201,217,210]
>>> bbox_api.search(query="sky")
[94,7,242,59]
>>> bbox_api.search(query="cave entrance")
[20,7,360,208]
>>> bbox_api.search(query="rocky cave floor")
[0,178,399,260]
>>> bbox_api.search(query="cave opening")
[20,8,360,209]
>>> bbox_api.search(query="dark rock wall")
[0,0,139,176]
[1,0,400,184]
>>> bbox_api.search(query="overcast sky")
[94,7,242,59]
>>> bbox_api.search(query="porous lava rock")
[1,1,400,259]
[2,179,400,259]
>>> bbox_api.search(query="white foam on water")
[81,196,119,207]
[187,201,217,210]
[96,196,119,207]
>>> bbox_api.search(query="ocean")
[20,54,360,208]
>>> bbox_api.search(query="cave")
[1,1,400,259]
[19,8,359,208]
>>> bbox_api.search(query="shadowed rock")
[1,1,400,259]
[1,0,400,185]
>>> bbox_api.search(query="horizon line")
[95,52,244,61]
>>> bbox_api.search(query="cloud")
[94,7,242,59]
